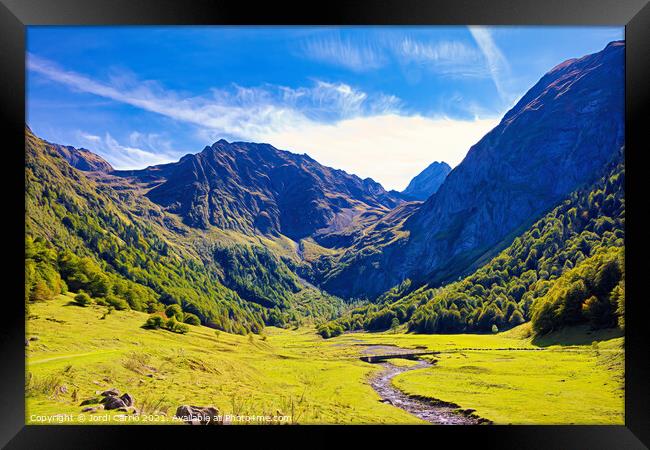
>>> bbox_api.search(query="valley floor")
[25,295,624,425]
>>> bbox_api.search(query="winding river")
[364,345,484,425]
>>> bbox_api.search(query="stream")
[364,345,483,425]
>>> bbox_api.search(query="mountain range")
[25,41,625,336]
[113,141,402,240]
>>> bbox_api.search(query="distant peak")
[606,40,625,48]
[401,159,452,200]
[550,40,624,73]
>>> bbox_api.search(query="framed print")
[1,0,648,447]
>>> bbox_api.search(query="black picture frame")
[1,0,648,447]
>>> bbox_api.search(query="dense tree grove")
[320,153,624,337]
[213,245,301,309]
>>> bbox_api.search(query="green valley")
[24,38,627,427]
[26,295,623,425]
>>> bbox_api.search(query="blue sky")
[27,26,623,190]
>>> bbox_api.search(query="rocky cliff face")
[115,140,402,240]
[316,40,625,299]
[50,142,114,172]
[401,161,451,200]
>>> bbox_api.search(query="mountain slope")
[49,141,114,172]
[314,41,625,300]
[25,128,348,334]
[115,140,402,240]
[319,150,624,337]
[401,161,451,200]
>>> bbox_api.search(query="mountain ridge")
[112,139,402,241]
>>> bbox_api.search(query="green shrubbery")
[316,323,344,338]
[106,295,129,311]
[183,313,201,326]
[165,317,190,334]
[73,291,92,307]
[144,315,165,329]
[29,281,53,303]
[165,304,183,321]
[143,308,192,334]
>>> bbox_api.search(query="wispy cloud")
[468,26,513,102]
[77,131,176,169]
[298,32,496,80]
[300,35,385,72]
[29,53,401,137]
[395,37,487,77]
[29,53,500,189]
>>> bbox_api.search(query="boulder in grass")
[101,388,119,397]
[117,406,139,414]
[80,397,102,406]
[120,393,134,407]
[174,405,221,425]
[102,395,127,410]
[81,406,103,413]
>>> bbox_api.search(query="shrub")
[106,295,129,311]
[173,322,189,334]
[165,304,183,321]
[491,324,499,333]
[165,317,189,334]
[73,291,92,307]
[144,315,164,329]
[100,306,114,320]
[183,313,200,326]
[29,282,53,303]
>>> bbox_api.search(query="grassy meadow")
[25,294,623,425]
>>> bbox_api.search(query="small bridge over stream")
[358,346,545,363]
[359,351,439,363]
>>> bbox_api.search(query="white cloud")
[259,114,499,191]
[300,35,385,72]
[31,53,500,189]
[28,54,307,139]
[77,131,176,169]
[395,37,487,77]
[468,27,513,102]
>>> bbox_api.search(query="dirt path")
[365,346,483,425]
[30,349,120,365]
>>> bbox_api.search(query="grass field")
[25,295,624,425]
